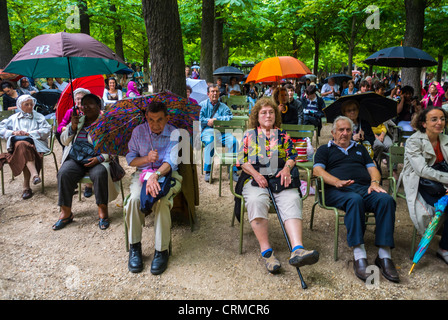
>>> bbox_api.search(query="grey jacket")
[402,130,448,234]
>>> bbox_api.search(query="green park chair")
[210,119,246,196]
[281,123,316,200]
[310,176,376,261]
[41,118,59,193]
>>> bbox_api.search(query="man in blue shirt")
[200,84,239,182]
[125,101,182,275]
[313,116,399,283]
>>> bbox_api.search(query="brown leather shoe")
[375,256,400,283]
[353,258,369,281]
[22,188,33,200]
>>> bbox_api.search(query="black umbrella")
[213,66,244,76]
[324,73,352,85]
[323,93,398,127]
[363,46,438,68]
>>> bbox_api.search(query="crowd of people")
[0,67,447,284]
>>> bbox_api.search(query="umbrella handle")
[409,263,416,275]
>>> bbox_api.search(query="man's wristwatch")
[155,171,161,178]
[371,180,380,184]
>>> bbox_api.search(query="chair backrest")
[227,96,249,114]
[212,119,246,153]
[0,110,15,121]
[388,145,405,173]
[392,125,415,145]
[281,124,315,141]
[45,118,57,152]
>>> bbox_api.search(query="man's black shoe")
[128,242,143,273]
[150,250,169,275]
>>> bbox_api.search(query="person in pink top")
[421,81,445,109]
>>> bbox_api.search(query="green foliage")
[5,0,448,74]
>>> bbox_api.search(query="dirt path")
[0,123,447,300]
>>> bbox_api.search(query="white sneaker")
[436,248,448,265]
[204,172,210,182]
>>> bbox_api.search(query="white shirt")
[55,81,69,91]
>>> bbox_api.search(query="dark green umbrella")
[4,32,127,112]
[4,32,127,79]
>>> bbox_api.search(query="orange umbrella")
[245,56,311,83]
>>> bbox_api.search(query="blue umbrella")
[409,194,448,274]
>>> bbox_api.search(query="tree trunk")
[436,54,443,82]
[200,0,214,83]
[213,6,224,71]
[347,16,357,76]
[313,37,320,76]
[78,0,90,35]
[142,0,186,96]
[0,0,13,68]
[109,2,124,60]
[401,0,426,98]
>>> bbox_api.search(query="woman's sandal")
[52,213,74,231]
[98,218,110,230]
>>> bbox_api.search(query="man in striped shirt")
[124,101,182,275]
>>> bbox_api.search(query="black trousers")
[57,158,108,208]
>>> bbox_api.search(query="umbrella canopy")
[85,91,200,156]
[55,75,105,124]
[213,66,244,77]
[324,73,352,85]
[323,93,397,127]
[186,78,208,103]
[245,56,311,84]
[4,32,127,78]
[115,67,134,75]
[298,74,317,82]
[363,46,438,68]
[409,194,448,274]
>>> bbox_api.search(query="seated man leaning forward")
[200,84,239,183]
[125,101,182,275]
[313,116,399,283]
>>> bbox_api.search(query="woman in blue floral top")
[235,97,319,274]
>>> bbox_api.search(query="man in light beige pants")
[125,101,181,275]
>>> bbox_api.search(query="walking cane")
[266,186,308,289]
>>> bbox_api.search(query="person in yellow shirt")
[372,123,392,166]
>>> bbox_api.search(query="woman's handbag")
[109,155,125,182]
[418,160,448,197]
[267,166,301,193]
[140,170,176,215]
[9,135,34,152]
[69,140,97,164]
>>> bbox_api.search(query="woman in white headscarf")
[0,95,51,199]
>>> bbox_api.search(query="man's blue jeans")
[324,183,396,248]
[201,128,238,173]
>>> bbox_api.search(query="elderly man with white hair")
[313,116,399,283]
[0,95,51,199]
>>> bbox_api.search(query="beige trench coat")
[60,116,120,203]
[402,130,448,235]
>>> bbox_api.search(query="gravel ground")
[0,123,447,301]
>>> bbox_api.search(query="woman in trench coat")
[402,107,448,264]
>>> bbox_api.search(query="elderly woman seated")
[53,94,120,231]
[0,95,51,199]
[234,97,319,274]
